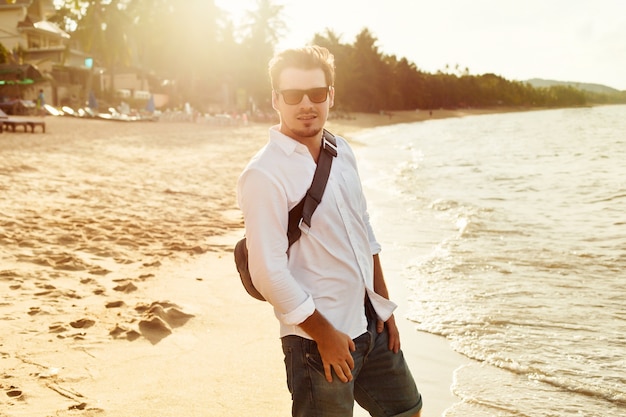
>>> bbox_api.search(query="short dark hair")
[268,45,335,90]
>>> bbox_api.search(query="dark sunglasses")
[275,87,330,105]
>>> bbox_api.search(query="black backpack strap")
[286,129,337,245]
[302,129,337,227]
[286,199,305,246]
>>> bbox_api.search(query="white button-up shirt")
[237,126,396,339]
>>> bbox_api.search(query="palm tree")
[239,0,286,107]
[54,0,133,99]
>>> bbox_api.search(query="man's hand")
[316,328,356,383]
[377,314,400,353]
[299,310,356,383]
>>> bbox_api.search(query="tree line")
[313,29,626,113]
[46,0,626,114]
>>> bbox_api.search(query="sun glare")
[215,0,256,25]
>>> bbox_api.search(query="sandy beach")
[0,109,497,416]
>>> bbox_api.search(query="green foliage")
[316,30,625,111]
[0,43,10,64]
[51,0,626,112]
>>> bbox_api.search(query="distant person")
[237,45,423,416]
[36,89,45,115]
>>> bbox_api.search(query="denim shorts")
[281,303,422,417]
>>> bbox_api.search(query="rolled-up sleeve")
[278,294,316,325]
[237,167,313,323]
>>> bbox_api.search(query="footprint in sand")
[109,324,126,338]
[70,318,95,329]
[112,281,138,293]
[105,300,125,308]
[138,316,172,344]
[109,301,194,344]
[136,301,195,344]
[28,306,42,315]
[7,389,23,398]
[49,323,68,333]
[146,304,195,328]
[138,273,154,280]
[3,384,23,400]
[109,324,141,341]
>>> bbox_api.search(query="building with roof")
[0,0,159,114]
[0,0,92,112]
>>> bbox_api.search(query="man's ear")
[271,91,279,111]
[329,86,335,108]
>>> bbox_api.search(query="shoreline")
[330,109,483,416]
[326,106,544,137]
[0,108,518,416]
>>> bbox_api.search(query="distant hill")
[525,78,621,94]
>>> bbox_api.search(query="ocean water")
[355,105,626,416]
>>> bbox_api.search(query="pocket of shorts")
[282,345,294,394]
[305,346,326,378]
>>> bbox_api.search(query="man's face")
[273,67,334,143]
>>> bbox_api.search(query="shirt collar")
[269,125,310,156]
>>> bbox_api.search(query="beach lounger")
[0,119,46,133]
[0,110,46,133]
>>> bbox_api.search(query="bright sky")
[216,0,626,91]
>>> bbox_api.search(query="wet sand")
[0,110,494,416]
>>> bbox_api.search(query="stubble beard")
[284,112,324,140]
[291,126,322,139]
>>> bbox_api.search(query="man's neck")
[280,125,324,162]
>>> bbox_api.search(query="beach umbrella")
[0,64,43,85]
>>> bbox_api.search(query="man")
[237,45,422,417]
[36,89,45,115]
